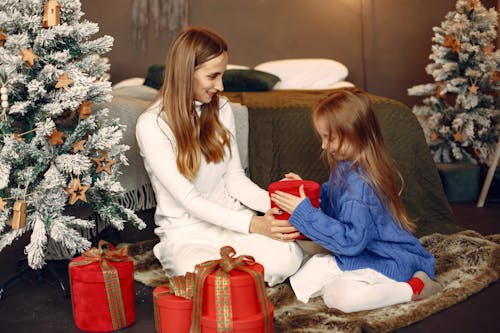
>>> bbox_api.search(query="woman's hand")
[280,172,302,181]
[270,184,306,215]
[249,207,301,241]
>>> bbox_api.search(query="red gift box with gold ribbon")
[69,240,135,332]
[153,246,274,333]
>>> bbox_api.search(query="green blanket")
[237,91,457,237]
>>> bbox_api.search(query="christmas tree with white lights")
[408,0,499,164]
[0,0,145,269]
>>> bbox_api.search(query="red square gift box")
[153,246,274,333]
[268,179,321,239]
[69,240,135,332]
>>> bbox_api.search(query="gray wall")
[81,0,499,106]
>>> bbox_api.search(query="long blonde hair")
[160,26,232,181]
[312,89,416,232]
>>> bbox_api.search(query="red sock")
[408,277,424,294]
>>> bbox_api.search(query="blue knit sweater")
[289,163,435,282]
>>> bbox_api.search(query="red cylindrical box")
[153,286,193,333]
[69,256,135,332]
[202,302,274,333]
[203,263,264,319]
[268,179,321,239]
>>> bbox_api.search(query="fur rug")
[124,230,500,333]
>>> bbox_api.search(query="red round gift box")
[153,286,193,333]
[268,179,321,239]
[69,256,135,332]
[203,263,264,319]
[202,302,274,333]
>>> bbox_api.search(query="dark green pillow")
[222,69,280,92]
[143,66,280,92]
[143,64,165,90]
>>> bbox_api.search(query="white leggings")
[153,222,304,286]
[290,253,413,313]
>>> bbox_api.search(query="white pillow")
[226,64,251,70]
[254,58,349,90]
[112,77,145,89]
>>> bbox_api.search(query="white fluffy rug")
[124,230,500,333]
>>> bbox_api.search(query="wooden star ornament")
[47,128,64,145]
[451,39,461,54]
[73,140,86,153]
[20,48,38,67]
[469,84,479,95]
[55,72,73,90]
[453,131,463,143]
[65,178,90,205]
[92,151,116,175]
[444,34,454,48]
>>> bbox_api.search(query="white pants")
[153,222,304,286]
[290,253,413,313]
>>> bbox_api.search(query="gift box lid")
[268,180,320,206]
[70,256,134,283]
[153,286,193,309]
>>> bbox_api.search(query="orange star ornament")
[469,84,479,95]
[92,151,116,175]
[47,128,64,145]
[65,178,90,205]
[453,131,463,143]
[0,29,6,47]
[444,34,454,48]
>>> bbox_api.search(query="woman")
[135,26,303,285]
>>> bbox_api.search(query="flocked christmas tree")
[408,0,499,164]
[0,0,145,269]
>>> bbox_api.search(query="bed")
[103,58,456,238]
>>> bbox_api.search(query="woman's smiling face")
[192,51,228,103]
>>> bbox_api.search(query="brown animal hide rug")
[124,230,500,333]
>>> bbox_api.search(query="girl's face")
[314,116,348,161]
[193,51,228,103]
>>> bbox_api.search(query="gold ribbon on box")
[189,246,273,333]
[69,240,131,331]
[153,272,196,333]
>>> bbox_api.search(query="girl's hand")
[280,172,302,181]
[249,208,300,241]
[270,184,306,215]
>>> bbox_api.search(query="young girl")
[271,89,442,312]
[135,27,303,286]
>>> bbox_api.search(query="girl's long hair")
[312,89,416,232]
[160,26,231,181]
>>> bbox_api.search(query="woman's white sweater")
[135,97,270,237]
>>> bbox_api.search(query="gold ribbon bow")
[69,240,131,331]
[189,246,272,333]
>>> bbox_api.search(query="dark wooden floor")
[0,201,498,333]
